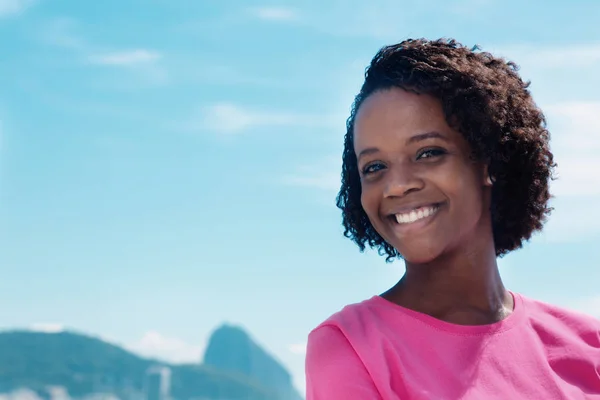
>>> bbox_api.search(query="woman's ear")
[483,164,494,187]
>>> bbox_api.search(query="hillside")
[204,325,302,400]
[0,328,302,400]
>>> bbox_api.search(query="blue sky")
[2,0,600,394]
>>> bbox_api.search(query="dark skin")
[353,88,514,326]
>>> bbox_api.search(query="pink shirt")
[305,292,600,399]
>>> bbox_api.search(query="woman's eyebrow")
[407,131,449,144]
[357,147,380,163]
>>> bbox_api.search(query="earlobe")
[483,165,494,187]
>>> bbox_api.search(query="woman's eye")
[362,162,385,175]
[417,148,446,160]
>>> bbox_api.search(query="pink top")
[305,292,600,399]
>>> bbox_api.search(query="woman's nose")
[383,165,425,198]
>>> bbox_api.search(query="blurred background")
[1,0,600,399]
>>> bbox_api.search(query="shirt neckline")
[369,291,526,336]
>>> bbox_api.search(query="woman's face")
[353,88,492,263]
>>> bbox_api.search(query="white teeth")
[395,205,438,224]
[409,210,417,221]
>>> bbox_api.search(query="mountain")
[0,328,303,400]
[203,325,302,400]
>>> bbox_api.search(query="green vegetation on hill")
[0,328,302,400]
[204,325,302,400]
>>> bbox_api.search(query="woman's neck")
[382,237,514,326]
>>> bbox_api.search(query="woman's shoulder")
[309,295,383,337]
[306,294,408,355]
[305,297,388,399]
[520,293,599,323]
[519,293,600,343]
[305,296,388,378]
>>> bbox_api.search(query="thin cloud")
[491,43,600,69]
[251,6,299,22]
[39,18,167,84]
[546,102,600,151]
[542,200,599,243]
[29,322,65,333]
[39,17,87,50]
[305,0,409,40]
[196,102,337,134]
[0,0,34,17]
[449,0,493,15]
[567,295,600,319]
[298,0,488,40]
[288,342,307,355]
[283,174,339,192]
[545,101,600,197]
[0,118,4,151]
[540,102,600,244]
[0,388,45,400]
[125,331,204,364]
[282,156,340,192]
[550,158,600,198]
[88,49,162,66]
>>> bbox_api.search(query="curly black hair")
[336,38,555,261]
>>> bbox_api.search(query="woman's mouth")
[394,204,441,224]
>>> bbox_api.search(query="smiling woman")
[305,38,600,399]
[354,90,495,265]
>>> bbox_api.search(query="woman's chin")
[396,243,444,265]
[402,254,438,265]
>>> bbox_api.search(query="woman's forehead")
[354,90,449,144]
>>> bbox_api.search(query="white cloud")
[295,0,490,40]
[494,43,600,69]
[251,6,299,21]
[125,331,204,364]
[567,295,600,319]
[544,101,600,197]
[288,342,307,355]
[196,102,337,134]
[0,388,44,400]
[545,102,600,150]
[537,100,600,242]
[39,18,167,84]
[39,17,87,50]
[550,158,600,197]
[307,0,408,40]
[449,0,493,15]
[541,199,599,243]
[282,156,340,192]
[88,49,162,66]
[45,387,69,400]
[283,173,339,192]
[0,0,34,17]
[0,118,4,151]
[29,323,65,333]
[86,49,167,84]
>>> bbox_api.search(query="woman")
[305,38,600,399]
